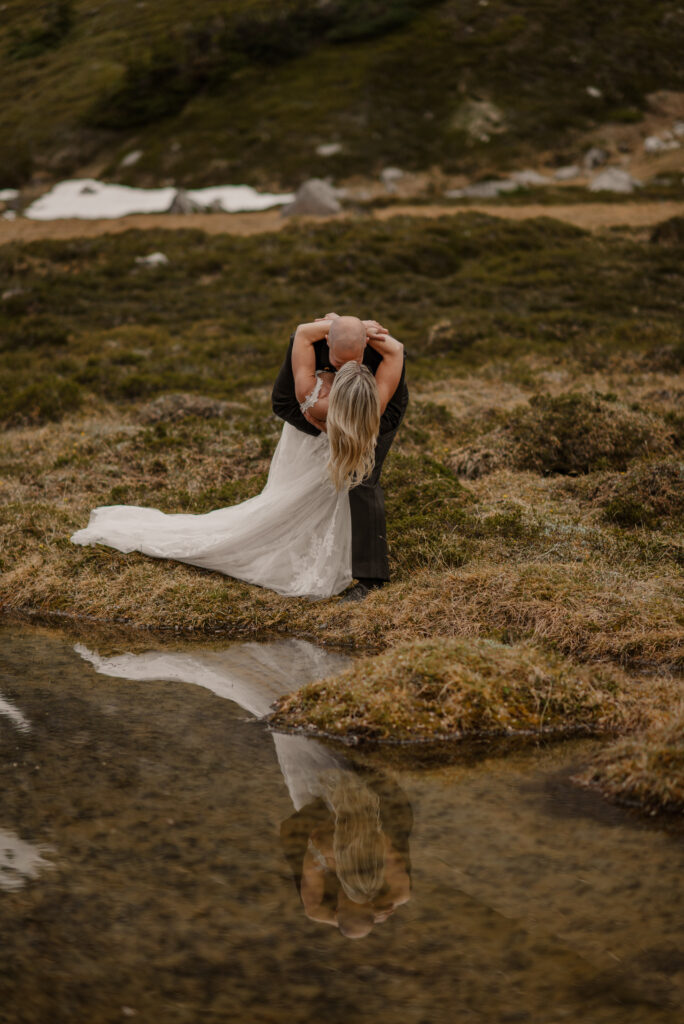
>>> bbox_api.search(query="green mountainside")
[1,0,683,189]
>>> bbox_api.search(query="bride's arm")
[291,319,331,404]
[366,330,404,414]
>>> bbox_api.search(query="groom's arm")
[271,333,321,436]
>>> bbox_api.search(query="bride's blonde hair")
[327,362,380,491]
[324,771,386,904]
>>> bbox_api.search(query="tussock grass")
[576,707,684,814]
[450,392,676,478]
[268,637,638,742]
[1,212,683,811]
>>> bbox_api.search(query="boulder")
[316,142,343,157]
[510,169,552,186]
[554,164,581,181]
[281,178,341,217]
[589,168,642,194]
[120,149,143,168]
[446,179,518,199]
[451,98,506,143]
[583,146,608,170]
[644,134,680,154]
[167,188,203,214]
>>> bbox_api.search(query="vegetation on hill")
[1,0,683,188]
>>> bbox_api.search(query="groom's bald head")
[328,316,366,369]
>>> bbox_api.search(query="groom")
[272,314,409,601]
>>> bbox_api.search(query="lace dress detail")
[300,373,324,414]
[71,423,352,599]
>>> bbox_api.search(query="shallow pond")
[1,624,682,1024]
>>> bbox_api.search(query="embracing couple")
[71,314,408,602]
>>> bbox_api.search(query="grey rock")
[588,168,642,194]
[316,142,343,158]
[451,98,506,142]
[554,164,581,181]
[134,252,169,268]
[510,169,552,186]
[583,146,608,170]
[281,178,341,217]
[120,149,143,168]
[167,189,202,214]
[447,179,519,199]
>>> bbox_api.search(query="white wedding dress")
[71,421,352,599]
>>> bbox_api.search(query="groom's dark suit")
[272,334,408,581]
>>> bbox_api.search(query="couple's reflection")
[277,740,412,938]
[76,639,412,938]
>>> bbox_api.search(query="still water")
[1,624,682,1023]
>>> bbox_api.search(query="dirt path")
[1,200,682,243]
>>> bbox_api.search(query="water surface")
[1,624,682,1023]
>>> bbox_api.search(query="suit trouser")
[349,424,401,582]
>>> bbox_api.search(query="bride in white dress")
[71,316,404,599]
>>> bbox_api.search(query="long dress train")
[70,423,352,599]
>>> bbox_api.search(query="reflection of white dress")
[71,423,352,599]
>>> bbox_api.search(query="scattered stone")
[554,164,581,181]
[644,134,680,154]
[120,149,143,168]
[446,179,518,199]
[0,188,19,202]
[79,184,97,195]
[206,197,225,213]
[380,167,404,186]
[451,98,506,143]
[136,393,249,424]
[589,168,642,194]
[674,121,684,139]
[510,169,552,186]
[586,86,602,99]
[166,188,203,214]
[583,146,608,170]
[134,252,169,267]
[316,142,342,158]
[281,178,341,217]
[2,210,17,221]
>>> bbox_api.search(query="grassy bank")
[1,210,682,810]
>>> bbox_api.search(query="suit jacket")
[272,334,409,437]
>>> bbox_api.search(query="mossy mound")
[451,392,674,478]
[598,459,684,529]
[577,711,684,815]
[269,637,630,743]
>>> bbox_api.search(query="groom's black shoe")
[340,578,385,603]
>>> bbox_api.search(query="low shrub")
[451,392,674,478]
[0,375,82,426]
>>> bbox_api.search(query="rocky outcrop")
[589,168,642,193]
[281,178,342,217]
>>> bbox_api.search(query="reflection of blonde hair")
[327,362,380,491]
[325,772,385,904]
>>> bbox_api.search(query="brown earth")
[2,200,684,244]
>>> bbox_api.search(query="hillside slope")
[1,0,683,189]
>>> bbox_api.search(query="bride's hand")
[363,319,389,343]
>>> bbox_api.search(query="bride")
[71,315,404,599]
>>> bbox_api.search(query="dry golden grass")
[268,636,645,743]
[576,706,684,814]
